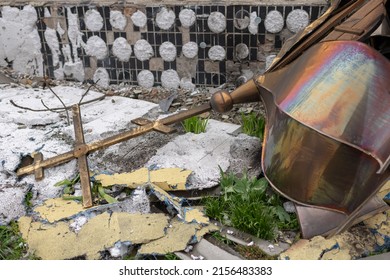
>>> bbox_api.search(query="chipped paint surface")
[138,218,200,256]
[34,198,84,223]
[95,167,192,191]
[183,207,210,225]
[281,210,390,260]
[19,211,169,259]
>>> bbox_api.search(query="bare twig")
[10,95,106,112]
[47,84,70,125]
[41,100,63,113]
[79,80,99,105]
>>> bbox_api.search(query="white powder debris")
[137,70,154,88]
[207,12,226,33]
[182,41,198,59]
[84,9,104,32]
[131,10,147,28]
[161,70,180,90]
[70,216,88,233]
[208,45,226,61]
[286,9,309,33]
[110,10,127,30]
[180,77,195,90]
[179,9,196,28]
[249,11,261,35]
[159,41,177,62]
[93,67,110,89]
[85,36,108,60]
[235,43,249,60]
[44,27,61,66]
[134,39,154,61]
[264,10,284,33]
[156,7,175,30]
[112,37,132,62]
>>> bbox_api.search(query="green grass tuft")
[203,169,299,241]
[0,222,27,260]
[182,116,209,134]
[241,113,265,139]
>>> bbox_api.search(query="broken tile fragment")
[95,167,192,191]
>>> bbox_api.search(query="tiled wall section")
[1,4,328,88]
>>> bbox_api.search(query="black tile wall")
[35,4,327,86]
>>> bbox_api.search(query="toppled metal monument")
[16,0,390,243]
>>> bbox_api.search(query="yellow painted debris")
[364,209,390,236]
[280,236,341,260]
[95,167,192,191]
[137,218,200,255]
[378,181,390,199]
[18,212,169,260]
[34,198,84,223]
[183,207,210,225]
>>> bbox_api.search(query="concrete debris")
[137,217,217,256]
[34,198,84,223]
[95,167,192,191]
[19,210,169,260]
[280,208,390,260]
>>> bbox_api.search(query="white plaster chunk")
[134,39,154,61]
[249,11,261,35]
[0,186,27,225]
[137,70,154,88]
[161,70,180,90]
[85,36,108,60]
[84,9,104,32]
[93,67,110,89]
[234,10,250,30]
[159,41,177,62]
[264,10,284,33]
[235,43,249,60]
[182,41,198,59]
[286,9,309,33]
[208,45,226,61]
[0,5,43,76]
[179,9,196,28]
[207,12,226,33]
[112,37,132,62]
[146,120,255,189]
[180,77,195,91]
[67,7,84,62]
[63,61,85,82]
[131,10,147,28]
[110,10,127,30]
[44,27,61,67]
[156,7,175,30]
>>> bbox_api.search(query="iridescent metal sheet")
[256,40,390,215]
